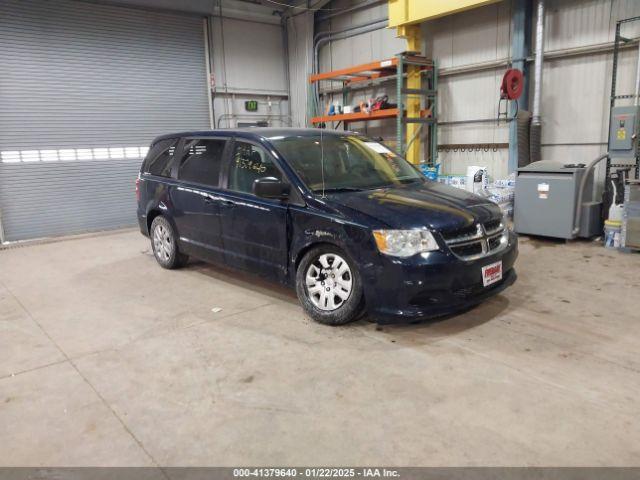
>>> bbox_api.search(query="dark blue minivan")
[137,128,517,325]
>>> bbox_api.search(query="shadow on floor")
[186,259,299,306]
[183,258,510,341]
[366,296,511,345]
[520,233,603,249]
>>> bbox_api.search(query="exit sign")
[245,100,258,112]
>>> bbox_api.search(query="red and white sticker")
[482,261,503,287]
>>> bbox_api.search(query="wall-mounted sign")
[245,100,258,112]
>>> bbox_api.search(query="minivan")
[137,128,517,325]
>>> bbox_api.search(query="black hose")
[517,110,532,167]
[529,122,542,164]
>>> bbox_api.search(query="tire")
[150,216,188,269]
[295,245,364,326]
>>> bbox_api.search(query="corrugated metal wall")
[538,0,640,173]
[287,11,314,129]
[316,0,640,182]
[427,1,512,178]
[0,0,211,241]
[316,1,404,144]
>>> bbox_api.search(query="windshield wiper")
[399,177,424,184]
[312,187,364,193]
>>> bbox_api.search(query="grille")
[488,235,502,250]
[484,219,503,235]
[452,284,482,299]
[450,242,483,258]
[444,219,507,261]
[441,224,478,241]
[453,277,504,299]
[410,277,506,306]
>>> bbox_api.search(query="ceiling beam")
[388,0,501,27]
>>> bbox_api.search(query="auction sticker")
[482,261,503,287]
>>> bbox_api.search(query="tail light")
[135,176,141,202]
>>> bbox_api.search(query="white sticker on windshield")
[364,142,393,154]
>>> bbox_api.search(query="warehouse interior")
[1,0,640,471]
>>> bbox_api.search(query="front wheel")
[295,246,364,326]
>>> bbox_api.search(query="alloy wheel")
[153,223,174,262]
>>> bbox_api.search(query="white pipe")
[532,0,545,124]
[635,45,640,105]
[0,208,5,244]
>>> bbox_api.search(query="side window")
[228,141,282,194]
[143,138,178,177]
[178,139,226,187]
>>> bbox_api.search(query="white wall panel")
[209,13,289,129]
[539,0,640,170]
[287,11,313,128]
[92,0,282,23]
[211,17,287,94]
[541,54,610,145]
[438,70,501,122]
[544,0,614,51]
[317,0,403,73]
[213,95,290,128]
[450,2,511,66]
[439,147,510,178]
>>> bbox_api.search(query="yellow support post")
[397,24,421,165]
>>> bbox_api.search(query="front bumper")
[360,231,518,324]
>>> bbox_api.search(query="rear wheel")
[150,216,188,269]
[295,246,363,325]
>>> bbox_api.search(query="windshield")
[270,134,424,192]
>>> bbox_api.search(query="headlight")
[502,212,513,231]
[372,229,439,257]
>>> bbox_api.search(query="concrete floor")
[1,229,639,466]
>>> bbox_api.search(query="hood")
[324,182,501,232]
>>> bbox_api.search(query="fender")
[287,206,376,286]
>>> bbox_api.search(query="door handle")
[204,197,215,205]
[221,200,236,208]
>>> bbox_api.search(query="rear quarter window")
[142,138,179,177]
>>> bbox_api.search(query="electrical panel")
[609,106,640,158]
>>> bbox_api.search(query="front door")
[219,139,289,281]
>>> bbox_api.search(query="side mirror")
[253,177,290,200]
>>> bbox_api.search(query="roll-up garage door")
[0,0,211,241]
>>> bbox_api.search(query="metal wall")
[537,0,640,172]
[287,11,314,128]
[209,12,291,128]
[0,0,211,241]
[426,1,512,178]
[315,0,640,182]
[316,1,405,143]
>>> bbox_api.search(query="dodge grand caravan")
[137,128,517,325]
